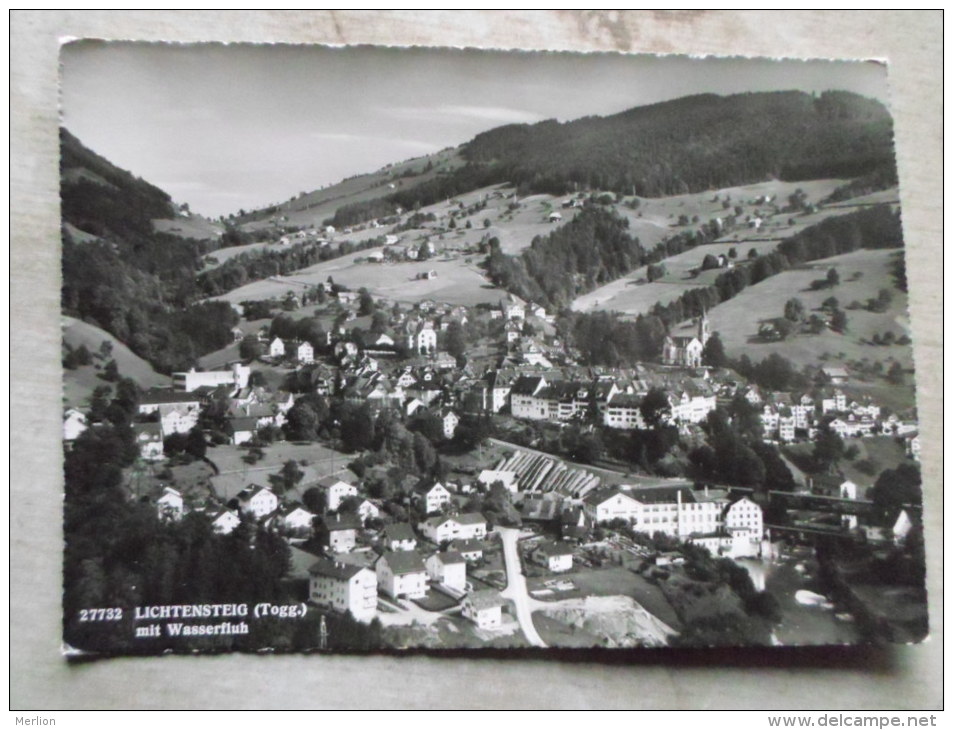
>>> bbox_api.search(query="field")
[207,441,356,502]
[153,214,223,241]
[694,248,913,371]
[208,245,508,307]
[62,316,171,407]
[571,183,898,316]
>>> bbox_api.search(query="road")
[497,527,548,648]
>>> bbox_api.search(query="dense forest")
[61,129,238,373]
[484,205,648,309]
[461,91,894,196]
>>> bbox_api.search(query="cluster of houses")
[151,468,509,629]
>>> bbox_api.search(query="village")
[62,277,924,648]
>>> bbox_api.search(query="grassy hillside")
[62,316,171,408]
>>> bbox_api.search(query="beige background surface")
[10,10,942,710]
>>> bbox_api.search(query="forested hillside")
[462,91,895,196]
[329,91,896,226]
[61,129,236,373]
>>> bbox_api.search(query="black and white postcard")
[59,43,928,656]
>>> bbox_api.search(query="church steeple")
[698,308,711,345]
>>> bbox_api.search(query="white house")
[382,523,418,552]
[534,541,574,572]
[603,394,646,430]
[158,403,200,436]
[296,341,315,364]
[449,538,484,562]
[417,482,452,514]
[319,514,362,553]
[356,499,381,524]
[425,551,467,593]
[156,487,184,522]
[461,590,505,629]
[210,509,241,535]
[269,337,286,358]
[138,390,202,416]
[132,423,164,461]
[375,551,428,600]
[440,410,459,439]
[309,558,378,623]
[173,363,250,392]
[238,485,279,520]
[62,409,88,443]
[317,476,359,513]
[276,504,315,537]
[419,513,487,544]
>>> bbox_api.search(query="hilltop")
[227,90,895,236]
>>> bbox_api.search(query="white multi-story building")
[583,484,764,558]
[316,476,359,512]
[309,559,378,623]
[237,485,279,520]
[603,393,646,430]
[173,363,251,392]
[376,551,428,599]
[425,551,467,593]
[418,514,487,544]
[416,482,452,514]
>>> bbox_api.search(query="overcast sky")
[60,43,891,218]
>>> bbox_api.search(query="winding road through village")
[497,527,548,648]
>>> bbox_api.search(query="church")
[661,310,711,368]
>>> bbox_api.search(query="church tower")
[698,308,711,346]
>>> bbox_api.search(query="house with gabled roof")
[462,590,505,629]
[449,538,484,562]
[316,475,359,512]
[382,523,417,552]
[309,558,378,623]
[237,485,279,520]
[375,550,428,599]
[157,486,184,522]
[317,514,362,553]
[425,551,467,593]
[210,509,241,535]
[419,513,487,544]
[416,481,452,514]
[533,541,574,572]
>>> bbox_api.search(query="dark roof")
[466,589,505,610]
[449,538,484,553]
[140,389,202,406]
[607,393,642,408]
[536,541,574,557]
[383,523,416,542]
[510,375,545,396]
[133,422,162,438]
[455,512,486,526]
[308,557,367,580]
[433,551,465,565]
[379,550,426,575]
[229,416,259,431]
[321,514,362,532]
